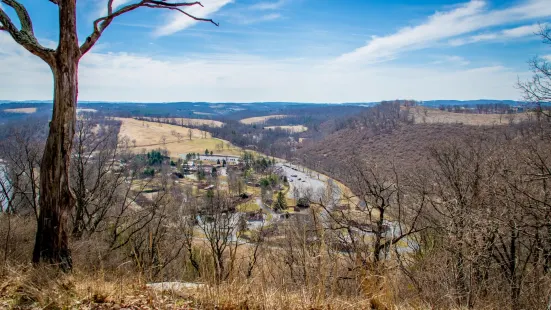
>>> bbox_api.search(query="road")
[275,163,341,208]
[274,162,419,254]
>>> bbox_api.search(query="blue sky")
[1,0,550,102]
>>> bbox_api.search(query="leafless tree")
[0,121,45,219]
[518,24,551,116]
[320,160,427,274]
[70,116,128,239]
[0,0,219,270]
[197,191,242,283]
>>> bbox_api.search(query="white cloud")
[432,55,471,66]
[0,32,529,103]
[239,13,281,24]
[249,0,286,11]
[543,55,551,61]
[501,23,541,37]
[155,0,233,37]
[450,23,543,45]
[337,0,551,64]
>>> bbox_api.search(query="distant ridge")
[0,99,527,106]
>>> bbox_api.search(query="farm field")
[240,114,290,124]
[141,117,225,128]
[4,107,36,113]
[264,125,308,133]
[410,106,528,125]
[116,118,241,157]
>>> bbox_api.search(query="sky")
[0,0,550,103]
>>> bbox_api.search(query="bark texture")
[32,0,79,270]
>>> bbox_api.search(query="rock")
[146,282,205,292]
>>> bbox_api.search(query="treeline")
[438,102,524,114]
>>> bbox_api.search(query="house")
[194,154,240,164]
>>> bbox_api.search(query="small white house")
[180,154,240,164]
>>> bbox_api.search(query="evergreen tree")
[273,191,287,211]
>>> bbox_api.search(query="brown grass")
[239,115,290,125]
[409,106,528,126]
[4,108,37,114]
[117,118,242,157]
[0,264,396,310]
[142,117,225,128]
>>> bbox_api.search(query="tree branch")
[80,1,217,56]
[0,0,55,64]
[143,4,219,26]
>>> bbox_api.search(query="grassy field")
[4,108,36,113]
[237,200,261,212]
[116,118,242,157]
[240,115,290,124]
[264,125,308,133]
[410,106,528,126]
[141,117,224,128]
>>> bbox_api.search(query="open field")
[76,108,97,113]
[240,114,290,124]
[116,118,242,157]
[410,106,528,125]
[4,108,36,114]
[141,117,224,127]
[265,125,308,133]
[237,200,261,212]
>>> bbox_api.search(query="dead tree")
[518,24,551,115]
[0,121,45,218]
[322,161,427,268]
[70,116,127,239]
[427,136,500,308]
[197,191,241,283]
[0,0,218,270]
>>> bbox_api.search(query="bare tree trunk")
[32,0,79,271]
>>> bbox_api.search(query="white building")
[180,154,240,164]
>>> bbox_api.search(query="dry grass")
[0,264,396,310]
[117,118,242,157]
[239,115,290,125]
[0,264,188,309]
[264,125,308,133]
[3,108,37,114]
[236,200,261,212]
[141,117,225,128]
[409,106,528,126]
[0,214,483,309]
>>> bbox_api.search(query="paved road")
[275,163,340,207]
